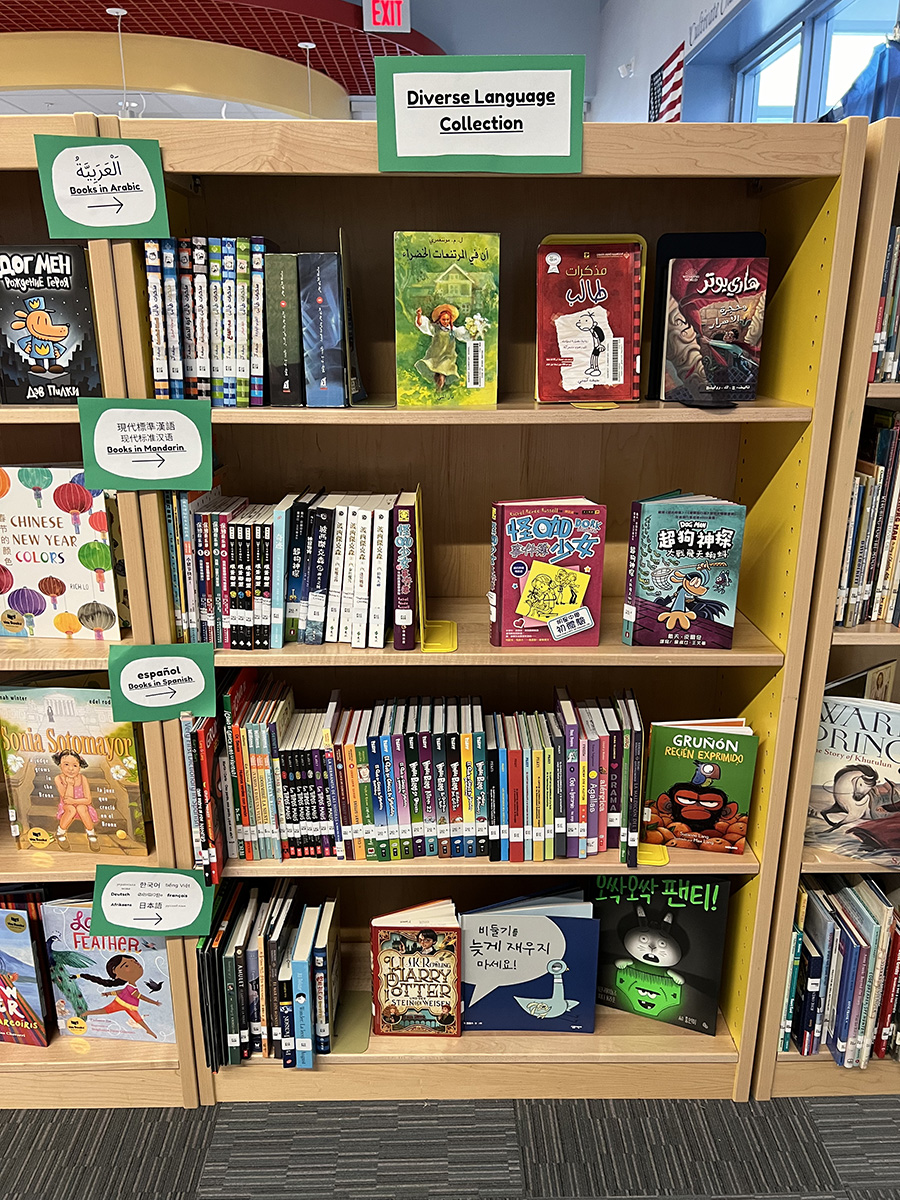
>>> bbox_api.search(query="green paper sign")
[109,643,216,724]
[375,55,584,174]
[91,865,214,938]
[34,134,169,239]
[78,397,212,492]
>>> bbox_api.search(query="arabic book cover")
[42,899,176,1043]
[394,232,499,408]
[594,875,730,1035]
[0,246,101,404]
[661,257,768,402]
[0,684,151,855]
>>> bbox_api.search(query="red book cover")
[537,240,643,402]
[874,919,900,1058]
[662,257,768,402]
[504,715,524,863]
[371,905,460,1036]
[489,498,605,647]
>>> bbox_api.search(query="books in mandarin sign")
[0,465,122,642]
[41,899,176,1043]
[394,231,499,408]
[806,693,900,866]
[536,235,645,403]
[0,246,101,405]
[622,491,746,649]
[489,497,606,647]
[0,892,53,1046]
[594,875,731,1035]
[642,720,757,854]
[661,257,768,403]
[0,683,151,855]
[371,900,460,1036]
[460,892,598,1032]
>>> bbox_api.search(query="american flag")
[648,42,685,122]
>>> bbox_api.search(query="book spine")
[250,237,266,405]
[192,236,211,401]
[380,732,401,861]
[368,504,391,648]
[305,509,333,646]
[285,501,309,644]
[208,238,225,406]
[393,498,417,650]
[270,506,288,651]
[447,729,464,857]
[222,950,241,1065]
[586,730,600,857]
[292,959,314,1069]
[333,740,354,859]
[299,251,346,407]
[222,237,238,407]
[406,729,425,857]
[596,728,609,854]
[508,745,523,862]
[177,237,198,399]
[461,729,476,857]
[279,972,296,1068]
[160,239,184,398]
[418,729,438,856]
[260,522,273,650]
[326,501,349,644]
[565,721,579,859]
[339,502,359,644]
[606,724,622,850]
[487,732,500,862]
[782,927,803,1053]
[210,512,225,649]
[265,253,303,406]
[432,728,451,859]
[222,697,246,859]
[235,942,250,1059]
[144,240,170,399]
[321,737,346,861]
[392,732,414,859]
[551,726,565,858]
[473,726,488,857]
[498,739,510,861]
[163,493,184,642]
[489,504,501,646]
[353,741,374,860]
[871,230,893,382]
[236,721,257,859]
[621,501,642,645]
[313,949,330,1053]
[542,743,554,860]
[180,716,204,874]
[236,236,251,408]
[351,505,373,649]
[219,514,233,650]
[368,732,390,862]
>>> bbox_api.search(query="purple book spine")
[392,498,417,650]
[418,729,438,856]
[586,727,600,857]
[391,732,413,858]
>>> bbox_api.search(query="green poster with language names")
[108,642,216,724]
[91,865,213,937]
[78,396,212,492]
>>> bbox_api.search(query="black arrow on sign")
[141,686,177,700]
[131,452,166,468]
[134,913,163,925]
[87,196,124,214]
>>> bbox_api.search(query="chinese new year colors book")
[394,232,499,408]
[661,257,768,402]
[0,465,121,642]
[536,236,645,403]
[622,491,745,649]
[490,497,606,647]
[371,900,460,1035]
[594,875,731,1034]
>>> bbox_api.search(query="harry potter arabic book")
[371,900,460,1035]
[394,232,499,408]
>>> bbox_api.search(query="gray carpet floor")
[1,1095,900,1200]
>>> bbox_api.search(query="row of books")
[869,224,900,384]
[836,406,900,628]
[144,238,364,408]
[782,874,900,1067]
[164,486,419,650]
[179,675,758,883]
[0,893,176,1047]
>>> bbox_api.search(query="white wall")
[591,0,699,122]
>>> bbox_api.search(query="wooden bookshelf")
[96,115,868,1106]
[754,119,900,1101]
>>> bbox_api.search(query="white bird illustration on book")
[514,960,579,1019]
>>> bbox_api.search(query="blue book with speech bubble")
[460,893,598,1032]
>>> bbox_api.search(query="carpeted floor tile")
[197,1100,524,1198]
[516,1098,842,1197]
[0,1107,215,1200]
[809,1097,900,1189]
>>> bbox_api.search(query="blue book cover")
[298,252,346,408]
[367,714,390,863]
[0,904,50,1046]
[461,904,598,1032]
[290,905,320,1069]
[380,721,401,862]
[826,912,860,1066]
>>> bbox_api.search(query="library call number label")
[92,866,213,938]
[108,644,216,723]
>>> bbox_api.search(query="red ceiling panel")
[0,0,445,96]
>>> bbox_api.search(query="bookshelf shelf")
[0,631,131,673]
[222,844,759,878]
[772,1047,900,1097]
[212,600,782,669]
[801,846,900,873]
[0,834,160,883]
[867,383,900,399]
[831,621,900,643]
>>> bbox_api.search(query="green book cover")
[394,231,498,408]
[643,722,758,855]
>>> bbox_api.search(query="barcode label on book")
[467,339,485,388]
[622,602,636,622]
[610,337,624,385]
[548,606,594,641]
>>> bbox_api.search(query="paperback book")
[0,898,52,1046]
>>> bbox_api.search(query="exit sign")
[364,0,410,33]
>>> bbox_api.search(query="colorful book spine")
[160,238,184,398]
[236,236,251,408]
[144,240,170,400]
[177,237,198,399]
[250,237,266,406]
[393,493,417,651]
[222,237,238,407]
[208,237,225,406]
[192,237,211,401]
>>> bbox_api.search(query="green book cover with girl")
[394,231,499,408]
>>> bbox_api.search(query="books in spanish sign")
[108,643,216,723]
[34,134,169,240]
[91,865,213,937]
[78,396,212,492]
[375,55,584,174]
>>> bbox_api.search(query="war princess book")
[0,247,101,404]
[394,232,499,408]
[0,900,52,1046]
[536,236,645,403]
[622,491,746,649]
[490,497,606,647]
[371,900,460,1035]
[594,875,731,1035]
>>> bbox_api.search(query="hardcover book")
[661,257,768,403]
[594,874,731,1034]
[489,497,606,647]
[0,684,150,855]
[394,231,499,408]
[0,246,101,404]
[461,893,598,1032]
[371,900,460,1035]
[642,720,757,854]
[622,491,746,649]
[807,694,900,866]
[536,236,644,403]
[42,899,176,1043]
[0,902,52,1045]
[298,252,346,408]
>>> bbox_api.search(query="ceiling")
[0,0,444,98]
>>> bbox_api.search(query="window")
[734,0,895,123]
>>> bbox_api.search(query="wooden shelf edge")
[832,620,900,643]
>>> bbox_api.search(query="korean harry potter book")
[623,491,745,649]
[394,232,499,408]
[0,247,101,404]
[536,236,645,403]
[490,497,606,647]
